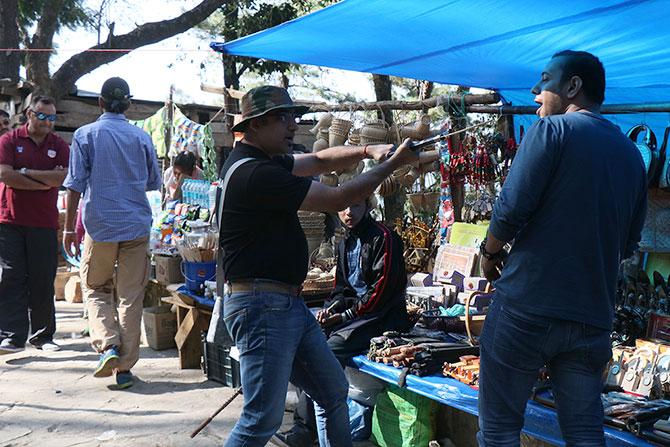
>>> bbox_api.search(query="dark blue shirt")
[490,111,647,330]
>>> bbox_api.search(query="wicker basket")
[348,128,361,145]
[376,176,399,197]
[360,120,389,145]
[329,118,352,147]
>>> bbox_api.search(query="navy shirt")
[219,142,312,286]
[490,111,647,330]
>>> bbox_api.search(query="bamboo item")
[376,176,399,197]
[309,112,333,135]
[313,138,329,152]
[360,120,389,144]
[328,118,352,147]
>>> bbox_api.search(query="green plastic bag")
[371,384,437,447]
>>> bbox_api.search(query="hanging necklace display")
[438,136,454,244]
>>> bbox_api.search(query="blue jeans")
[477,300,611,447]
[223,286,351,447]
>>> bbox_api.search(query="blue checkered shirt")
[64,113,161,242]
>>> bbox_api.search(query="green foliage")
[18,0,93,31]
[199,0,336,82]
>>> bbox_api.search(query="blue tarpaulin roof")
[211,0,670,135]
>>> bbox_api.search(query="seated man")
[273,197,409,446]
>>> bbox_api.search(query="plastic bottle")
[183,179,192,204]
[200,181,208,208]
[208,181,219,211]
[197,181,205,207]
[181,179,188,204]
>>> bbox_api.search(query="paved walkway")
[0,302,242,446]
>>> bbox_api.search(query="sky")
[50,0,376,106]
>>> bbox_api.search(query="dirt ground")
[0,301,244,447]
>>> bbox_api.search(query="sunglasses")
[30,110,57,122]
[1,119,10,126]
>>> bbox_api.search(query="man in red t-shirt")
[0,95,69,354]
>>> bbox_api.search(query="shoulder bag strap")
[216,157,254,230]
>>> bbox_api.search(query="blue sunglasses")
[30,110,57,122]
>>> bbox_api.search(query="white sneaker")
[32,340,62,351]
[0,339,25,355]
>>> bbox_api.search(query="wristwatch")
[479,237,508,262]
[19,167,27,175]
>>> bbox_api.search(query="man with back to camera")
[477,50,647,446]
[63,77,161,389]
[0,96,69,354]
[274,196,409,446]
[217,85,417,447]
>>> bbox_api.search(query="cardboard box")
[64,276,82,303]
[55,268,79,301]
[142,305,177,350]
[155,255,183,285]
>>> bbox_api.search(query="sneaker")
[93,346,120,378]
[269,425,315,447]
[115,370,134,389]
[30,340,62,351]
[0,338,25,355]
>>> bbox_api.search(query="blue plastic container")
[182,261,216,292]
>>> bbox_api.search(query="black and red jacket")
[326,214,409,338]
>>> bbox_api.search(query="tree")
[0,0,21,83]
[0,0,228,97]
[199,0,334,91]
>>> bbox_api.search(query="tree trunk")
[0,0,20,83]
[419,81,434,101]
[25,0,65,95]
[49,0,228,97]
[372,74,403,225]
[372,74,393,126]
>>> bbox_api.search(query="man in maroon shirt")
[0,96,69,354]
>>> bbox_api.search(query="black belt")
[227,280,302,296]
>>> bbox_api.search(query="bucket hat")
[231,86,309,132]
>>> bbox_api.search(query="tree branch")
[51,0,228,96]
[236,58,254,79]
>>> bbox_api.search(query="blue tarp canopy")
[211,0,670,135]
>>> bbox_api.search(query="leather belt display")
[227,280,302,296]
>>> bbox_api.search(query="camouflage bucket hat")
[231,85,310,132]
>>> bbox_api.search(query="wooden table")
[161,286,212,369]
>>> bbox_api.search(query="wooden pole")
[191,387,243,438]
[466,101,670,115]
[200,83,670,115]
[306,92,501,112]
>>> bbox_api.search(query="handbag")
[627,124,659,185]
[658,126,670,191]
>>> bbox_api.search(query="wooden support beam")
[467,101,670,115]
[307,93,500,112]
[200,83,500,113]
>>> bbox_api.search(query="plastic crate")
[201,334,241,387]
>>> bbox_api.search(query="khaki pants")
[80,234,149,371]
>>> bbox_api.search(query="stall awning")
[211,0,670,134]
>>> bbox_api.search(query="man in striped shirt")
[63,77,161,389]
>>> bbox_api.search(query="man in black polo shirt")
[219,86,417,447]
